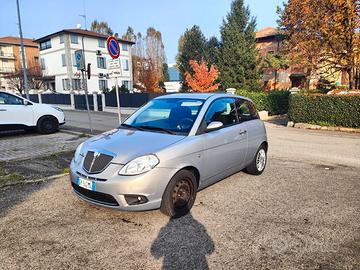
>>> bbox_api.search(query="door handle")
[239,130,247,135]
[0,109,6,111]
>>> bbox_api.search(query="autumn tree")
[217,0,260,91]
[185,60,220,92]
[278,0,360,89]
[122,27,166,92]
[90,20,113,35]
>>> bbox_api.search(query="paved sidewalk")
[0,132,86,161]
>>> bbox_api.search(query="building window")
[122,59,129,71]
[60,35,64,44]
[98,39,105,48]
[72,53,77,67]
[40,39,51,50]
[62,79,70,90]
[61,54,66,66]
[97,57,106,69]
[72,79,81,90]
[122,43,128,51]
[70,34,78,44]
[40,58,45,70]
[122,80,130,89]
[99,79,108,91]
[34,56,39,61]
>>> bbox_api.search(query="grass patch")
[0,162,25,187]
[62,167,70,174]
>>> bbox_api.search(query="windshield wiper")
[120,123,145,131]
[136,125,176,135]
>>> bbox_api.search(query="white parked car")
[0,91,65,134]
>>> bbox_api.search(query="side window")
[236,99,259,122]
[0,93,24,105]
[204,98,238,127]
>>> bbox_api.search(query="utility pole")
[16,0,29,99]
[81,36,93,133]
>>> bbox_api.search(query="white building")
[35,29,134,93]
[164,64,181,92]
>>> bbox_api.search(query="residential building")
[34,29,135,93]
[256,27,346,90]
[0,36,39,90]
[164,64,181,92]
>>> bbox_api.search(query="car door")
[199,97,248,184]
[0,92,34,126]
[236,98,263,166]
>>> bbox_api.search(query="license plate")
[77,177,95,191]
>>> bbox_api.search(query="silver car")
[70,93,268,217]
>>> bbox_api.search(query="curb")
[60,129,93,137]
[0,173,69,189]
[287,122,360,134]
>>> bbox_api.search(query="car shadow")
[151,212,215,270]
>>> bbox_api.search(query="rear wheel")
[37,116,58,134]
[160,170,197,218]
[245,144,267,175]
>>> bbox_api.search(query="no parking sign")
[107,36,120,59]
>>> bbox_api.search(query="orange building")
[0,36,39,90]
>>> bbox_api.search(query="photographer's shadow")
[151,212,214,270]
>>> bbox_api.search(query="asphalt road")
[0,121,359,269]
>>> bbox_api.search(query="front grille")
[83,151,113,174]
[72,182,119,206]
[76,171,107,182]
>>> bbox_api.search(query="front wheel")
[37,116,59,134]
[245,144,267,175]
[160,170,197,218]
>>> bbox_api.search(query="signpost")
[106,36,122,124]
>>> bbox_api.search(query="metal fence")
[24,92,166,111]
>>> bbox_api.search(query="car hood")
[82,128,186,164]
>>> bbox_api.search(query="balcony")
[0,51,15,59]
[0,66,16,73]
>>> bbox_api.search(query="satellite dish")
[76,24,81,29]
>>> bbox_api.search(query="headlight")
[119,155,159,176]
[52,106,63,112]
[74,142,84,163]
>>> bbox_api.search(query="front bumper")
[69,159,177,211]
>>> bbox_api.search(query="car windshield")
[123,98,204,135]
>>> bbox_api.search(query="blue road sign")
[75,50,84,70]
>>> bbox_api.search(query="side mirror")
[206,121,223,131]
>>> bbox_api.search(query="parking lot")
[0,122,359,269]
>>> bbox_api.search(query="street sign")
[75,50,84,70]
[108,58,121,69]
[106,36,120,59]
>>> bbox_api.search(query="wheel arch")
[36,114,59,126]
[177,166,200,188]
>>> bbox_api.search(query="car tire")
[37,116,59,134]
[160,169,197,218]
[245,144,267,175]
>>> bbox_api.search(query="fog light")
[124,195,148,205]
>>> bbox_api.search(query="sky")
[0,0,283,64]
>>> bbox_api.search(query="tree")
[185,60,220,92]
[123,27,166,92]
[177,26,207,88]
[90,20,113,36]
[5,66,46,93]
[278,0,360,89]
[205,36,220,66]
[162,62,170,82]
[261,53,289,90]
[217,0,260,91]
[122,26,136,42]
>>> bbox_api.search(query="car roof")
[155,93,252,102]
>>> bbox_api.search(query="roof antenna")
[79,0,87,30]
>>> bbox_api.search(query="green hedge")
[288,94,360,128]
[236,89,290,115]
